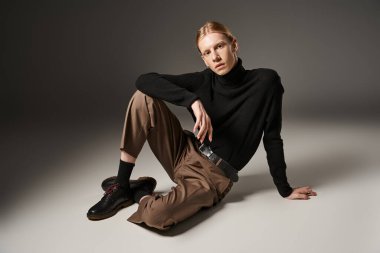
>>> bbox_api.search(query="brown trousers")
[120,91,233,230]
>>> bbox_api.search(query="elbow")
[263,135,283,150]
[135,72,156,90]
[135,73,148,90]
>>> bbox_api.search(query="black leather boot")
[101,176,156,192]
[87,183,133,221]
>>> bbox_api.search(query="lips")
[215,63,224,69]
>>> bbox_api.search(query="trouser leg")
[121,90,233,230]
[120,90,187,180]
[129,175,216,230]
[127,135,233,230]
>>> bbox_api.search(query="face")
[198,32,238,75]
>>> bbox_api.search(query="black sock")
[116,160,134,190]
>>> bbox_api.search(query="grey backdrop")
[0,1,379,212]
[2,0,379,127]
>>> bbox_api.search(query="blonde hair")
[196,21,235,52]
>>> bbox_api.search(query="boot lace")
[104,183,120,196]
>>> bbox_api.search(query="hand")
[191,99,213,143]
[285,186,317,200]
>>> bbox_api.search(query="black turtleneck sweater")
[135,58,293,198]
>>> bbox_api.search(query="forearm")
[264,140,293,197]
[135,72,202,107]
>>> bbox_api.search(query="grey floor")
[1,115,379,253]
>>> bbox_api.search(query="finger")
[197,115,206,141]
[300,194,310,200]
[302,192,313,198]
[299,186,312,193]
[200,122,208,143]
[205,116,212,142]
[193,118,201,133]
[308,191,317,196]
[305,186,312,192]
[294,193,309,200]
[302,187,317,196]
[203,116,211,142]
[309,186,317,195]
[208,123,213,142]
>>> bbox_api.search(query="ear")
[232,38,239,52]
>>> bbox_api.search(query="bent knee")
[131,90,150,103]
[128,90,153,111]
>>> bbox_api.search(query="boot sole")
[87,177,157,221]
[87,199,134,221]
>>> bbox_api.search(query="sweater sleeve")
[135,71,205,108]
[263,74,293,198]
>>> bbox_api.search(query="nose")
[211,51,221,62]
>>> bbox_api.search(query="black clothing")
[135,58,293,197]
[116,160,134,190]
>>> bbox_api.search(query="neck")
[216,57,245,86]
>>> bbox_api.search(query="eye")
[203,51,211,56]
[216,43,225,49]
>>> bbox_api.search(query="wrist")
[191,99,200,109]
[279,185,293,198]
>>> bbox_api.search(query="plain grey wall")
[1,0,380,127]
[0,0,379,216]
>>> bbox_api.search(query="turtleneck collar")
[215,57,246,87]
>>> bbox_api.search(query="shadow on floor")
[0,121,370,233]
[139,148,365,236]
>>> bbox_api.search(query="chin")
[211,66,231,75]
[216,69,229,76]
